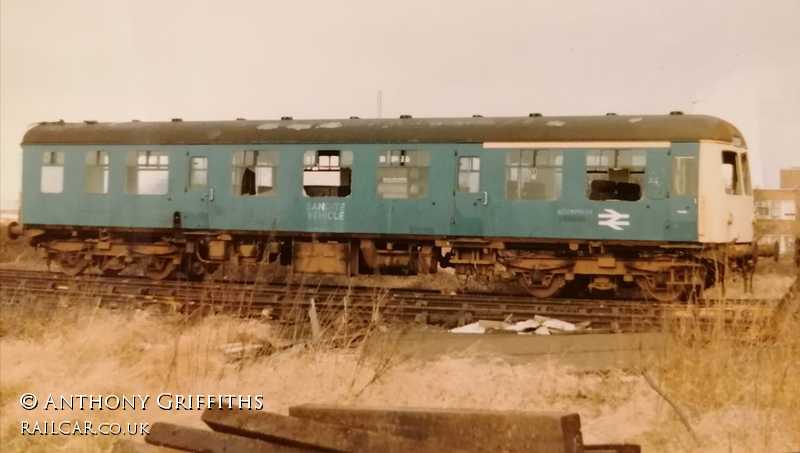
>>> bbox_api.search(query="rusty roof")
[22,114,746,147]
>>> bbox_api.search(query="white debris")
[506,319,541,332]
[534,326,551,335]
[449,322,487,334]
[449,316,583,335]
[535,315,577,332]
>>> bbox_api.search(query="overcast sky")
[2,0,799,210]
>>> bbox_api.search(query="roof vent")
[669,111,684,115]
[472,114,483,118]
[171,118,183,122]
[399,114,412,119]
[349,116,360,120]
[528,113,542,117]
[84,120,98,124]
[605,112,617,116]
[281,116,293,121]
[236,117,246,121]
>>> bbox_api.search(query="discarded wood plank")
[288,404,583,453]
[202,408,447,453]
[145,422,306,453]
[111,439,182,453]
[584,444,642,453]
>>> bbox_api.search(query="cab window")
[41,151,65,194]
[722,151,741,195]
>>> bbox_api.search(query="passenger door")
[451,151,487,236]
[181,150,213,229]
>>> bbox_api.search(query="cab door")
[181,150,213,229]
[451,151,487,236]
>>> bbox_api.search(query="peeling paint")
[318,122,343,129]
[629,117,643,123]
[546,120,566,127]
[207,129,222,139]
[256,123,280,130]
[288,124,312,131]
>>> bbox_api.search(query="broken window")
[303,150,352,197]
[376,150,430,199]
[41,151,64,194]
[188,157,208,190]
[722,150,741,195]
[505,150,562,200]
[671,156,697,197]
[85,150,109,194]
[232,150,277,196]
[586,149,645,201]
[126,151,169,195]
[740,153,752,195]
[457,156,480,193]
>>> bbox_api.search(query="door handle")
[479,191,488,206]
[208,187,215,202]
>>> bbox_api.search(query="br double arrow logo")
[597,208,630,231]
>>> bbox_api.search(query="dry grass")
[0,260,798,452]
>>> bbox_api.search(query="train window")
[505,150,562,200]
[85,151,109,194]
[376,150,430,199]
[189,157,208,190]
[40,151,64,194]
[740,153,752,195]
[232,150,277,196]
[457,157,480,193]
[126,151,169,195]
[586,149,645,201]
[722,151,741,195]
[303,150,352,197]
[671,156,697,197]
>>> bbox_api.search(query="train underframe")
[10,223,756,302]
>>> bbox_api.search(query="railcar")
[9,113,754,301]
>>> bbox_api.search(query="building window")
[671,156,697,197]
[457,156,480,193]
[126,151,169,195]
[41,151,64,194]
[740,153,752,195]
[232,150,277,196]
[85,151,109,194]
[586,149,645,201]
[505,150,562,200]
[722,150,741,195]
[376,150,430,199]
[303,150,352,197]
[188,157,208,191]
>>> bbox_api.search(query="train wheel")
[144,256,177,280]
[636,276,685,302]
[57,253,90,277]
[520,274,565,299]
[97,256,126,276]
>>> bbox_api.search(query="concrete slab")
[289,405,582,453]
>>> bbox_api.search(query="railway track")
[0,268,780,332]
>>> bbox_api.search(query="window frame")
[85,150,110,194]
[125,150,170,195]
[376,149,430,200]
[231,150,278,197]
[585,149,647,202]
[40,150,65,194]
[302,150,353,198]
[504,149,563,201]
[457,156,481,194]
